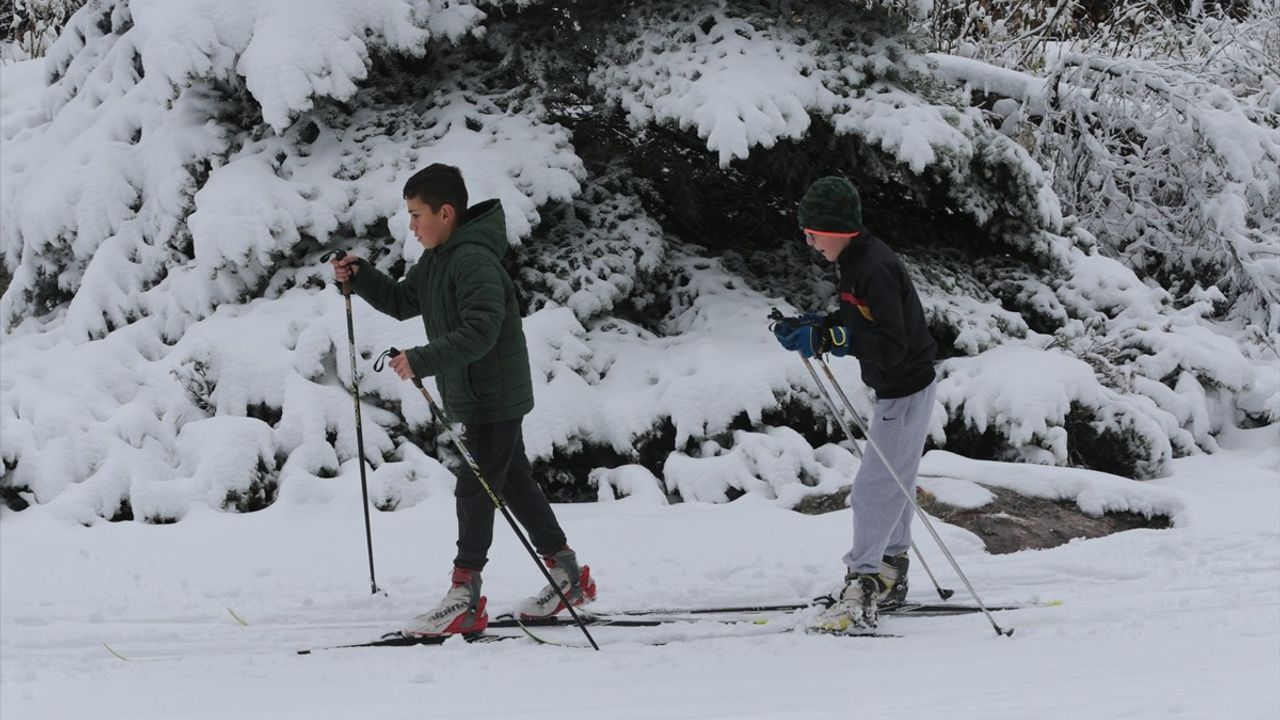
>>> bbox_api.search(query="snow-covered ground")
[3,425,1276,720]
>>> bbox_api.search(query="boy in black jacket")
[774,176,938,632]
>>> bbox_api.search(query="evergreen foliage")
[1,0,1276,520]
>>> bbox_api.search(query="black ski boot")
[879,553,909,608]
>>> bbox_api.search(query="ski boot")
[815,572,886,633]
[404,567,488,637]
[515,548,597,620]
[879,552,909,608]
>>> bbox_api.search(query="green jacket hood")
[444,199,508,259]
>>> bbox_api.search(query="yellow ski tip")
[228,608,249,626]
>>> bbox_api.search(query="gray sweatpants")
[843,380,937,575]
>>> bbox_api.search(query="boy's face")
[406,196,457,250]
[804,229,856,263]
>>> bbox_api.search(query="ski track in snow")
[2,427,1277,720]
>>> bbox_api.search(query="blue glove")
[802,312,854,357]
[772,317,800,342]
[774,314,853,359]
[773,312,832,355]
[772,312,824,336]
[780,325,827,358]
[826,324,852,357]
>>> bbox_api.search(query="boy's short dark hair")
[403,164,468,214]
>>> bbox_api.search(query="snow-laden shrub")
[366,441,455,512]
[663,426,826,503]
[589,464,667,504]
[1,0,581,340]
[927,0,1280,331]
[521,266,808,461]
[1043,53,1280,330]
[521,174,666,323]
[938,345,1174,478]
[3,0,1276,521]
[910,253,1031,357]
[175,416,277,516]
[1,0,85,63]
[591,3,1070,264]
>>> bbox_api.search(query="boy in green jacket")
[331,164,595,637]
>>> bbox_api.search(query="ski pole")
[803,355,1011,637]
[800,357,953,605]
[801,360,861,459]
[376,348,600,651]
[812,359,955,602]
[320,249,380,595]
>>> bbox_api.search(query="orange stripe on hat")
[804,228,861,238]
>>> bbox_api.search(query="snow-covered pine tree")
[924,0,1280,464]
[1,0,87,62]
[2,0,1276,522]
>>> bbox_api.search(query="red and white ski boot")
[515,548,597,620]
[404,567,488,637]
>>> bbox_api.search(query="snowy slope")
[2,425,1276,720]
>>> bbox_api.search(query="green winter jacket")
[350,200,534,424]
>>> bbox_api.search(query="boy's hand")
[330,254,361,283]
[389,352,416,380]
[771,311,826,347]
[772,317,799,338]
[773,315,855,356]
[778,325,829,358]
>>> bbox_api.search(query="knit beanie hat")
[798,177,862,233]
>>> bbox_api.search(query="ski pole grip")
[320,249,353,295]
[375,347,425,388]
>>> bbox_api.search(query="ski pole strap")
[320,249,353,296]
[376,348,453,422]
[374,347,421,384]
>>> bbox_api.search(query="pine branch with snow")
[2,0,1277,520]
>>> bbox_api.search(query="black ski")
[492,601,1041,629]
[493,613,900,644]
[294,601,1052,653]
[881,601,1040,616]
[297,631,518,655]
[606,600,1040,616]
[490,611,795,631]
[491,614,680,629]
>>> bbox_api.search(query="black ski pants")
[453,418,567,571]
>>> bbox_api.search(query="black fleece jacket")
[831,230,937,398]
